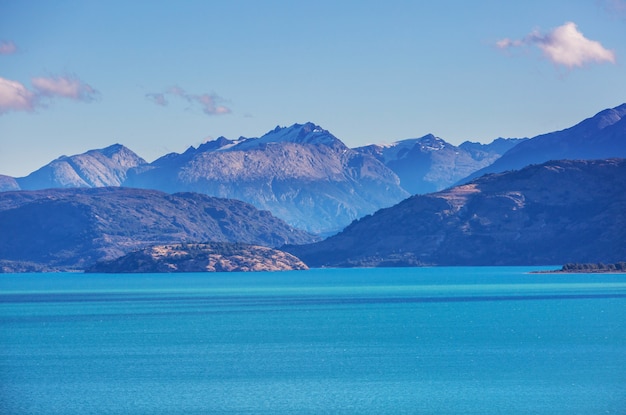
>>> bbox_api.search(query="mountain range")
[124,123,409,234]
[285,158,626,267]
[0,123,526,234]
[0,103,625,271]
[13,144,148,190]
[355,135,526,194]
[463,103,626,182]
[0,188,316,272]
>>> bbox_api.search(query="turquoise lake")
[1,267,625,414]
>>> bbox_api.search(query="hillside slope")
[0,188,316,271]
[286,159,626,267]
[355,135,525,194]
[461,103,626,183]
[16,144,147,190]
[126,123,409,234]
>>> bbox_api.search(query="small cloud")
[0,77,36,114]
[496,22,616,68]
[167,86,186,97]
[31,75,99,102]
[195,93,231,115]
[0,40,17,55]
[495,38,523,49]
[146,86,232,115]
[0,74,99,115]
[598,0,626,17]
[146,92,168,106]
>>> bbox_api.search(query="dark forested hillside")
[286,159,626,267]
[0,187,316,272]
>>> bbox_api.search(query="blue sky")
[1,0,625,177]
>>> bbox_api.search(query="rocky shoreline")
[534,262,626,274]
[86,243,309,273]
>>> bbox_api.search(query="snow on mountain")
[16,144,147,190]
[233,122,345,150]
[355,134,522,194]
[125,123,407,234]
[365,134,449,163]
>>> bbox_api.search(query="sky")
[1,0,625,177]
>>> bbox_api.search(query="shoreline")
[532,262,626,274]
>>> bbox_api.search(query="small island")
[536,262,626,274]
[86,243,309,273]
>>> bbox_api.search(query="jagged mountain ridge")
[355,134,525,194]
[0,187,317,272]
[235,122,344,149]
[16,144,147,190]
[285,159,626,267]
[3,104,625,235]
[125,122,409,234]
[462,103,626,182]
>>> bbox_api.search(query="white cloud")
[0,75,99,115]
[0,77,36,114]
[194,93,231,115]
[497,22,616,68]
[0,40,17,55]
[31,75,99,101]
[146,86,231,115]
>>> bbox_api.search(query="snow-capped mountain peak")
[372,134,446,162]
[196,136,250,152]
[234,122,345,150]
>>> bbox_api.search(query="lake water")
[1,267,625,414]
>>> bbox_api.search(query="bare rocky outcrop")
[86,243,309,273]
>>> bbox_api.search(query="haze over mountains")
[13,144,147,190]
[0,188,316,272]
[286,158,626,267]
[463,103,626,182]
[0,122,527,234]
[125,123,409,234]
[355,135,526,194]
[0,103,625,271]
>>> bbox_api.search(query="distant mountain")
[285,159,626,267]
[461,103,626,182]
[0,175,19,192]
[86,243,308,273]
[0,187,317,272]
[355,135,525,194]
[16,144,147,190]
[125,122,409,234]
[4,103,624,235]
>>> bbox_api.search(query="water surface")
[1,267,625,414]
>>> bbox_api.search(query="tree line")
[561,262,626,272]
